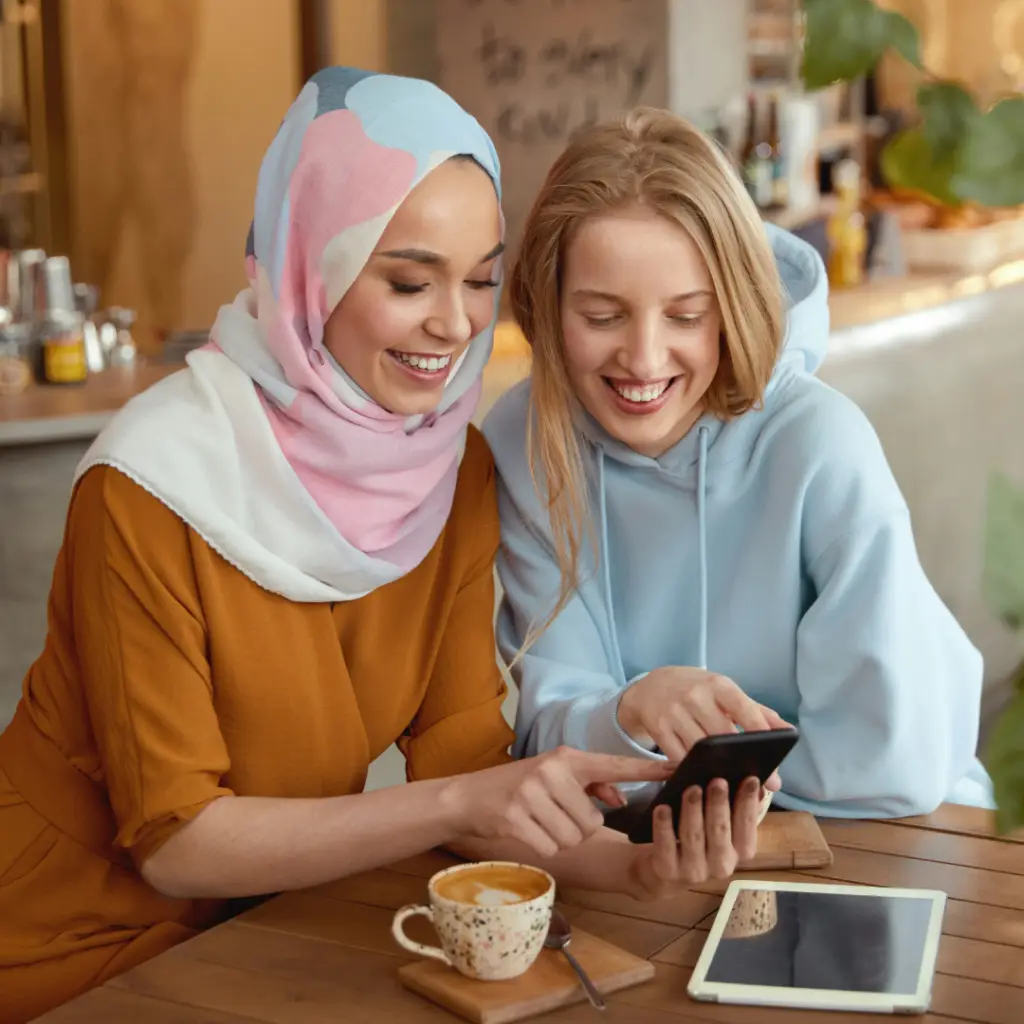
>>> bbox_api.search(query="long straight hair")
[510,107,785,647]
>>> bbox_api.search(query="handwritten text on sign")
[437,0,668,253]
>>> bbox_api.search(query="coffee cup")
[392,861,555,981]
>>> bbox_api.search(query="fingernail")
[687,786,702,805]
[744,777,759,795]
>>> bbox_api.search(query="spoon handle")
[560,946,606,1010]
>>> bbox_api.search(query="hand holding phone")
[628,727,799,845]
[617,667,791,762]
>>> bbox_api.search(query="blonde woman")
[484,108,993,819]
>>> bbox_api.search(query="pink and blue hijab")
[78,69,503,602]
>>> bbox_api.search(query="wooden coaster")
[742,809,833,870]
[398,928,654,1024]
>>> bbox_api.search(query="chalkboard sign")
[436,0,669,262]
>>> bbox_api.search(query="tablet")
[688,880,946,1015]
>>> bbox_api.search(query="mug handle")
[392,904,452,965]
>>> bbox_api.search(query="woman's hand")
[617,666,790,773]
[444,747,674,859]
[626,776,762,901]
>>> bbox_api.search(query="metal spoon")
[545,909,606,1010]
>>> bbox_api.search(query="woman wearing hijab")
[0,70,764,1021]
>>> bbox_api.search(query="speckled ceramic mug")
[392,861,555,981]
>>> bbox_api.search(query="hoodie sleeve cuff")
[585,674,665,760]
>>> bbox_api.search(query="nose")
[424,286,473,347]
[618,313,669,379]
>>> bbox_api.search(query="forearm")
[449,827,641,898]
[141,777,464,899]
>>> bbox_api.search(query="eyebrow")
[571,288,714,302]
[375,241,505,266]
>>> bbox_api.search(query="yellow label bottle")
[42,311,88,385]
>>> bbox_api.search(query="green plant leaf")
[952,97,1024,207]
[801,0,922,89]
[880,128,960,207]
[917,81,978,162]
[882,9,923,69]
[983,473,1024,630]
[985,675,1024,835]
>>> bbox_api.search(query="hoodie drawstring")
[596,451,626,674]
[696,424,710,671]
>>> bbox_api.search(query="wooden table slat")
[27,986,262,1024]
[891,805,1024,844]
[686,844,1024,911]
[819,819,1024,874]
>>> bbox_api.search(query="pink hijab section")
[212,67,502,576]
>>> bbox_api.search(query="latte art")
[433,863,551,907]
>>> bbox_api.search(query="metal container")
[34,255,75,318]
[0,248,46,321]
[0,320,36,394]
[74,282,106,373]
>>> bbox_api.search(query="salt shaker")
[106,306,138,367]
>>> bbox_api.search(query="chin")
[377,385,446,418]
[610,423,676,454]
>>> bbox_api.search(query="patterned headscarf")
[78,69,503,602]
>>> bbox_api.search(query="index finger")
[572,751,674,785]
[715,687,773,733]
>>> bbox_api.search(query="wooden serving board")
[398,928,654,1024]
[742,810,833,870]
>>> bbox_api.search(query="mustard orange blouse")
[0,426,513,1022]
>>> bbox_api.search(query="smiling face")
[323,157,502,416]
[561,204,722,458]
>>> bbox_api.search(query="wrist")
[615,672,654,744]
[436,772,476,841]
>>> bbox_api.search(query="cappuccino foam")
[434,864,550,907]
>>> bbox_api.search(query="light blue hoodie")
[483,226,994,818]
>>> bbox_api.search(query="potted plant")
[801,0,1024,270]
[983,475,1024,834]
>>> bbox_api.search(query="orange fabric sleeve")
[66,467,234,866]
[400,442,515,781]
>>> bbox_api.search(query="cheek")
[465,291,497,337]
[343,291,423,357]
[562,323,611,380]
[680,322,723,383]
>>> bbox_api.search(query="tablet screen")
[704,888,936,995]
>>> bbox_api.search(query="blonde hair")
[511,106,785,644]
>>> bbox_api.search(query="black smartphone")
[627,727,800,845]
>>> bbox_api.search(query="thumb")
[587,782,627,807]
[574,751,674,785]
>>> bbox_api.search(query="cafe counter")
[0,363,178,447]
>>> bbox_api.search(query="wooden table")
[34,805,1024,1023]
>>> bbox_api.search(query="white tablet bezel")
[687,879,947,1015]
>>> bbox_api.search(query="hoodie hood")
[769,222,831,375]
[577,224,830,476]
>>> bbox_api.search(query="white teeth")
[613,381,669,403]
[394,352,451,372]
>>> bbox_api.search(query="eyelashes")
[582,313,707,329]
[389,279,500,296]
